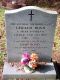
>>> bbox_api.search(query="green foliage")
[0,8,6,52]
[0,8,5,20]
[0,51,5,66]
[0,8,6,67]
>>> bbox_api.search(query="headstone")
[5,6,57,62]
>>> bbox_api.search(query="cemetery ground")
[0,7,60,80]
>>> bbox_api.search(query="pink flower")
[22,52,30,59]
[20,52,30,65]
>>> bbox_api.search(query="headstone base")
[3,62,56,80]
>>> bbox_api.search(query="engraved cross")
[28,10,34,21]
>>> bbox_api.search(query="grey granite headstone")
[5,6,57,62]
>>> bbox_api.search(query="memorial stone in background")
[5,6,57,62]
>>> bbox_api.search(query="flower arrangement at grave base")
[20,52,46,73]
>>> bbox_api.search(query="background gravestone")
[5,6,57,62]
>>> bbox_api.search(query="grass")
[0,51,4,67]
[54,15,60,51]
[0,8,5,67]
[0,8,5,20]
[0,8,6,52]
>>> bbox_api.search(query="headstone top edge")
[5,6,58,15]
